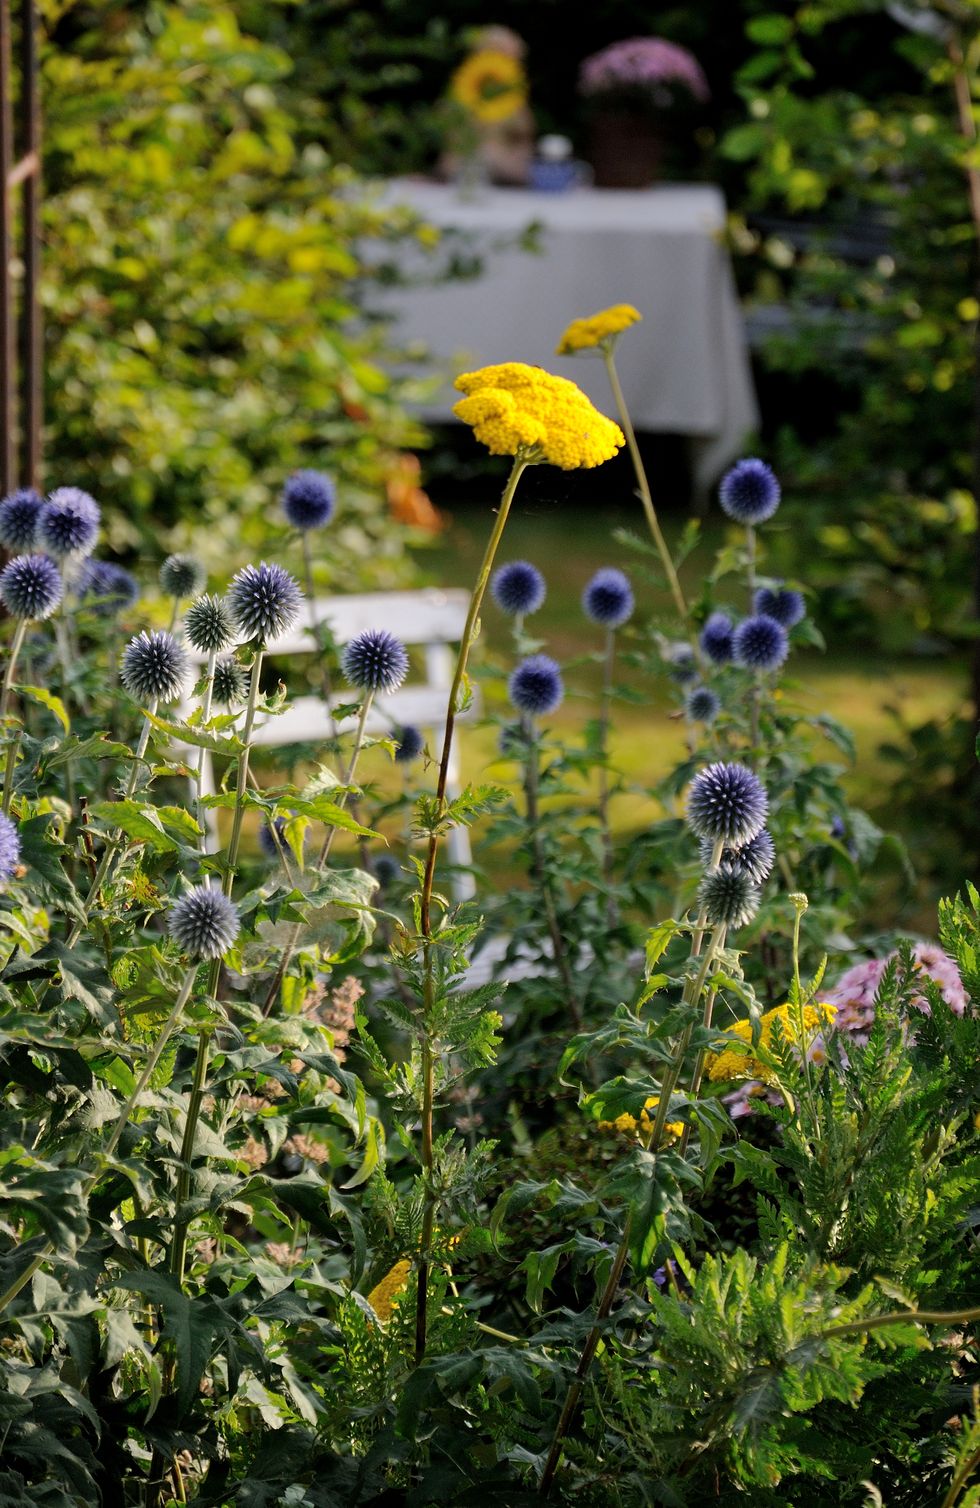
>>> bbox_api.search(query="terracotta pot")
[588,109,663,189]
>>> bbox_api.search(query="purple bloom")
[0,812,21,880]
[687,761,768,847]
[509,654,564,716]
[0,554,62,620]
[0,488,42,551]
[732,614,789,673]
[491,560,546,617]
[169,885,240,961]
[579,37,709,103]
[82,559,139,615]
[120,629,188,704]
[583,567,634,628]
[719,459,780,526]
[227,562,302,644]
[37,487,100,559]
[754,585,805,628]
[282,470,335,531]
[685,684,720,723]
[394,724,425,763]
[342,629,410,694]
[699,611,734,665]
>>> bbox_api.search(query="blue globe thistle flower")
[168,884,241,960]
[282,469,336,531]
[687,761,768,847]
[120,629,188,704]
[373,854,401,888]
[258,815,305,862]
[185,594,235,655]
[160,553,206,599]
[698,866,761,930]
[82,559,140,615]
[0,488,42,551]
[491,560,546,617]
[700,828,775,885]
[753,584,805,628]
[718,458,781,526]
[37,487,100,559]
[733,613,789,673]
[342,628,410,694]
[699,611,734,665]
[664,641,698,684]
[508,654,564,716]
[227,561,302,644]
[212,657,247,706]
[394,724,425,763]
[583,567,634,628]
[0,554,62,620]
[685,684,720,723]
[0,812,21,881]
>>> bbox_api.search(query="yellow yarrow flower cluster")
[366,1258,411,1323]
[453,363,625,470]
[598,1095,684,1142]
[556,303,643,355]
[449,49,527,124]
[707,1002,837,1085]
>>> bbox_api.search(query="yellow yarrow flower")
[556,303,643,355]
[707,1002,837,1085]
[598,1095,684,1142]
[449,49,527,124]
[366,1258,411,1323]
[453,363,624,470]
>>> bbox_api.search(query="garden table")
[378,179,759,492]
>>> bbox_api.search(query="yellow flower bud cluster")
[598,1095,684,1143]
[556,303,643,355]
[707,1002,837,1085]
[453,362,625,470]
[365,1258,411,1322]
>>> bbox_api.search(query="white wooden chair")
[186,588,478,900]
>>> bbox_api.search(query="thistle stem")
[195,650,216,860]
[223,649,264,893]
[0,619,27,720]
[302,531,337,741]
[523,714,581,1028]
[261,693,374,1015]
[597,625,617,923]
[602,347,687,624]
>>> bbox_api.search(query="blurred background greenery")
[31,0,980,917]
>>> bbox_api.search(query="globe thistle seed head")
[753,584,805,628]
[373,854,401,888]
[491,560,546,617]
[342,628,410,693]
[185,593,235,654]
[282,469,336,531]
[81,559,139,615]
[583,567,634,628]
[699,610,734,665]
[733,613,789,673]
[508,654,564,716]
[37,487,100,559]
[0,554,63,620]
[698,866,761,930]
[687,761,768,847]
[664,641,698,684]
[168,884,240,960]
[160,553,207,599]
[212,656,248,706]
[227,561,302,644]
[718,458,781,525]
[120,629,188,704]
[700,827,776,885]
[685,684,720,723]
[394,724,425,763]
[258,814,305,862]
[0,812,21,881]
[0,488,42,551]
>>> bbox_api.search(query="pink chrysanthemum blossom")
[579,38,709,105]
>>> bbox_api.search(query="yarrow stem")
[601,345,688,624]
[415,452,530,1366]
[0,964,198,1318]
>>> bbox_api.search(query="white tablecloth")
[378,180,759,492]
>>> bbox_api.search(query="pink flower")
[579,37,709,104]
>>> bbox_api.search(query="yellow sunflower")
[449,48,527,124]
